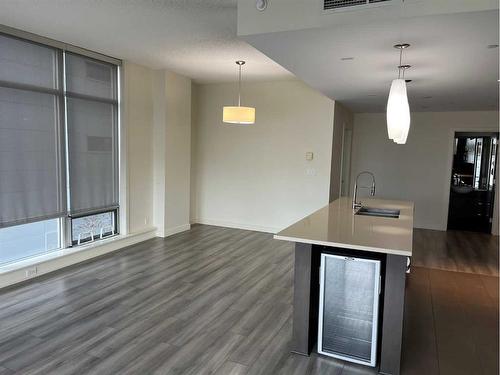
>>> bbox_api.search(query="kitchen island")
[274,197,413,375]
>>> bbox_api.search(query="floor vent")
[324,0,392,11]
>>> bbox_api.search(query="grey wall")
[191,80,335,233]
[350,111,498,231]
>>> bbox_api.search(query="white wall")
[152,70,167,236]
[125,64,191,238]
[123,62,155,234]
[329,102,353,201]
[350,111,498,231]
[153,71,192,237]
[191,80,335,233]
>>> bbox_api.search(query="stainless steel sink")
[355,207,400,219]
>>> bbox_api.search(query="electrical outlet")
[25,266,37,278]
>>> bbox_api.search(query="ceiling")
[0,0,292,83]
[242,9,499,112]
[0,2,498,112]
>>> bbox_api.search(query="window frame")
[0,25,123,261]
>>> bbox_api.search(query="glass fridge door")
[318,253,381,367]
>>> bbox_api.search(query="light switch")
[306,152,314,161]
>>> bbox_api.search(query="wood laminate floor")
[412,228,499,276]
[0,225,498,375]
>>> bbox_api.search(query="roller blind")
[0,34,66,228]
[65,53,118,216]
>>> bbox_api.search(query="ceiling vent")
[324,0,392,11]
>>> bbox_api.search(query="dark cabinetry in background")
[447,132,497,233]
[447,189,494,233]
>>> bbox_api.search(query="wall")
[123,62,155,234]
[350,111,498,231]
[152,70,167,236]
[191,80,335,233]
[329,102,354,201]
[153,71,192,237]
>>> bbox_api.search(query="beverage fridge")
[317,253,382,367]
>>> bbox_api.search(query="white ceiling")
[243,10,499,112]
[0,0,292,83]
[0,2,498,112]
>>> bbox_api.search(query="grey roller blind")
[0,34,66,228]
[65,53,118,216]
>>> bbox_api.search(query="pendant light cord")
[397,0,407,80]
[398,47,403,79]
[238,63,242,107]
[235,61,246,107]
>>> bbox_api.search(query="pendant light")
[387,44,411,144]
[223,61,255,124]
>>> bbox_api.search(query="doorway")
[447,132,498,233]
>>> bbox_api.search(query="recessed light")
[256,0,268,11]
[340,57,355,61]
[487,44,499,49]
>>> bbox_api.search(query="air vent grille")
[324,0,391,11]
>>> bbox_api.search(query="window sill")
[0,226,157,289]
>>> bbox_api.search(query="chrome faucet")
[352,171,376,210]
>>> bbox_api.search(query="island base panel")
[379,254,407,375]
[291,242,320,355]
[290,244,407,375]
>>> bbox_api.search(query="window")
[65,53,119,216]
[64,53,119,248]
[0,219,60,265]
[0,32,120,266]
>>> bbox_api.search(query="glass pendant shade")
[386,78,410,144]
[222,106,256,124]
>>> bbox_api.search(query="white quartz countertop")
[274,197,414,257]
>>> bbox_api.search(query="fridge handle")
[378,275,382,295]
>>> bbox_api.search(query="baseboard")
[158,224,191,237]
[0,227,157,290]
[194,218,279,234]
